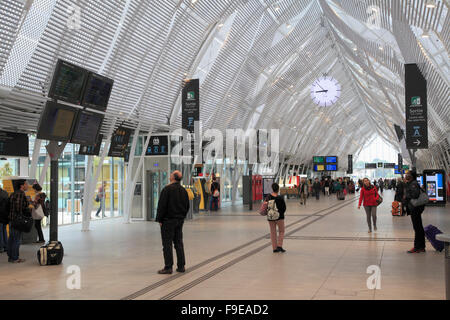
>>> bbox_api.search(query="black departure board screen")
[0,131,29,157]
[48,59,88,105]
[70,110,104,145]
[37,101,78,142]
[79,134,103,156]
[81,72,114,112]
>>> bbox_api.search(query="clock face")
[310,76,341,107]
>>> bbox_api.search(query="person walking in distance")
[265,183,286,253]
[324,178,330,196]
[358,178,380,233]
[313,178,321,200]
[156,171,190,274]
[95,182,106,218]
[298,178,308,205]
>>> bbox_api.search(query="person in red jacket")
[358,178,380,233]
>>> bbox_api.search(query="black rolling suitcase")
[37,241,64,265]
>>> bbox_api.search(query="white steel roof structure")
[0,0,448,170]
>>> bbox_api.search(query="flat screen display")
[365,163,377,169]
[108,126,132,158]
[313,156,324,163]
[424,170,445,204]
[81,72,114,112]
[48,59,88,105]
[326,164,337,171]
[79,134,103,156]
[145,136,168,156]
[0,131,28,157]
[36,101,78,142]
[70,110,104,145]
[384,163,396,169]
[314,164,325,171]
[394,165,405,175]
[326,156,337,164]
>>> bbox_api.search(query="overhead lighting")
[286,23,291,29]
[274,5,280,11]
[191,0,198,4]
[218,23,224,28]
[353,47,357,51]
[422,30,430,38]
[378,46,384,51]
[425,0,436,8]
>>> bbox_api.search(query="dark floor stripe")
[121,196,358,300]
[158,198,359,300]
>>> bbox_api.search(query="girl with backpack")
[265,183,287,253]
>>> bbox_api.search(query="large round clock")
[310,76,341,107]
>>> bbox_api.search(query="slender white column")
[29,138,42,179]
[122,123,141,223]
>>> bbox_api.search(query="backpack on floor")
[424,225,444,252]
[37,241,64,265]
[267,199,280,221]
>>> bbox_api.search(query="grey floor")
[0,190,448,300]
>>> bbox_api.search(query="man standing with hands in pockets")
[156,170,190,274]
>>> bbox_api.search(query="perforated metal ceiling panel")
[0,0,448,169]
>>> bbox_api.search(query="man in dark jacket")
[313,178,321,200]
[0,186,10,253]
[8,179,31,263]
[404,171,426,253]
[156,171,190,274]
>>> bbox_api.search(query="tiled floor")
[0,190,448,300]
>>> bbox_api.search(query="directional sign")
[405,64,428,149]
[398,153,403,174]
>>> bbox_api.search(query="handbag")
[32,204,45,220]
[376,190,383,206]
[213,190,220,197]
[11,212,34,233]
[259,201,268,216]
[95,195,100,202]
[410,189,429,207]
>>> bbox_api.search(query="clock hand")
[315,90,328,93]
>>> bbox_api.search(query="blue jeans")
[0,223,7,252]
[7,227,21,261]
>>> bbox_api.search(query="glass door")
[146,170,168,220]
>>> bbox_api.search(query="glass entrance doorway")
[146,170,168,221]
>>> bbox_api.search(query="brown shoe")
[13,259,26,263]
[157,268,172,274]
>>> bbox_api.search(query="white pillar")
[122,123,141,223]
[38,155,50,185]
[81,119,117,231]
[29,138,42,179]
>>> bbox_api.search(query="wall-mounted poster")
[108,126,132,158]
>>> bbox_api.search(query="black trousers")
[410,212,425,250]
[161,219,185,269]
[35,219,45,242]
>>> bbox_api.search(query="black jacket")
[156,182,190,222]
[405,180,425,215]
[0,188,9,224]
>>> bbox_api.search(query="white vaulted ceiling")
[0,0,448,169]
